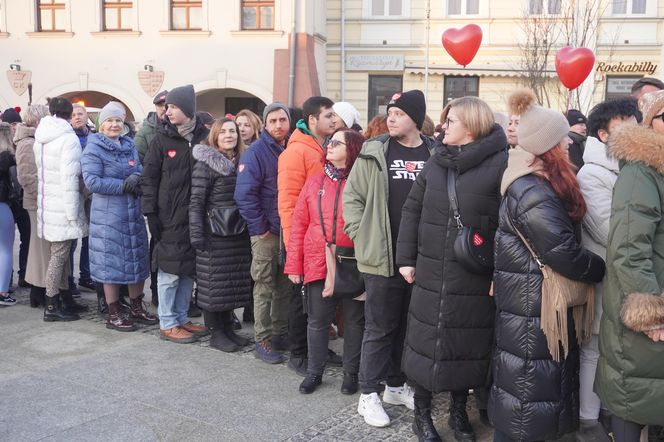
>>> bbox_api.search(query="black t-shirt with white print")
[386,138,430,252]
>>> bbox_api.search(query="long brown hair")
[208,118,246,161]
[539,145,586,222]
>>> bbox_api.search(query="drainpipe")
[288,0,297,107]
[424,0,430,102]
[341,0,346,101]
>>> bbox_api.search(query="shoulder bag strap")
[317,175,342,244]
[506,212,546,270]
[447,168,463,229]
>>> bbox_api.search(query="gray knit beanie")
[510,89,570,155]
[263,102,290,123]
[165,85,196,119]
[98,101,126,125]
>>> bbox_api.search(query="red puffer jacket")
[285,172,353,284]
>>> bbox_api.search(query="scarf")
[177,118,197,142]
[500,146,546,196]
[324,162,348,181]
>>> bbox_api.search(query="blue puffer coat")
[234,129,286,236]
[81,133,149,284]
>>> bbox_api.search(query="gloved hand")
[123,173,141,197]
[146,213,162,241]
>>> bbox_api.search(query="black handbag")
[447,169,494,275]
[317,176,365,298]
[207,206,247,237]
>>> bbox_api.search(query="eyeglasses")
[327,139,346,148]
[654,114,664,123]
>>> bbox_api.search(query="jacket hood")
[582,136,618,174]
[192,144,235,176]
[34,115,75,144]
[13,124,35,144]
[87,132,135,153]
[609,125,664,175]
[143,112,160,129]
[434,123,507,173]
[288,125,324,151]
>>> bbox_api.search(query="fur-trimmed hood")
[192,144,235,176]
[621,292,664,332]
[609,125,664,175]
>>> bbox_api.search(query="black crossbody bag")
[447,169,494,275]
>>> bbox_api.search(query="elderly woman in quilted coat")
[81,102,157,332]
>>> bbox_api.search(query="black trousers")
[288,282,308,357]
[149,237,158,300]
[359,272,411,394]
[305,280,365,376]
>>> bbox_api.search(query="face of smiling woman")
[216,121,239,154]
[100,117,124,139]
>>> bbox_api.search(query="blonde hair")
[235,109,262,144]
[208,118,246,160]
[23,104,50,128]
[441,97,495,140]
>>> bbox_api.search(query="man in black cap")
[566,109,587,172]
[343,90,434,428]
[630,77,664,100]
[141,84,210,344]
[135,90,168,163]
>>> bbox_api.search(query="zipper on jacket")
[431,214,453,388]
[39,145,45,239]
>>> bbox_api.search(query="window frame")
[240,0,274,30]
[37,0,66,32]
[527,0,562,15]
[611,0,649,15]
[102,0,133,31]
[443,75,480,106]
[368,75,403,122]
[446,0,480,15]
[364,0,410,18]
[170,0,202,30]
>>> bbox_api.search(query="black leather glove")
[146,213,162,241]
[123,173,141,196]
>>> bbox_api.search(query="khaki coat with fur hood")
[595,125,664,425]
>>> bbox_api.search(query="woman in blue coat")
[81,102,157,331]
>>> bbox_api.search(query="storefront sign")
[596,61,657,75]
[6,70,31,96]
[138,71,165,97]
[346,55,404,71]
[606,77,639,94]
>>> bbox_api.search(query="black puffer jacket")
[489,174,605,441]
[397,124,507,392]
[189,144,252,312]
[0,150,16,203]
[141,118,209,277]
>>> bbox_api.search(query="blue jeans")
[157,270,194,330]
[0,202,15,292]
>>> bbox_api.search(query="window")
[225,97,265,117]
[447,0,479,15]
[612,0,647,14]
[443,76,479,105]
[371,0,402,16]
[528,0,560,14]
[103,0,133,31]
[37,0,65,31]
[171,0,202,30]
[368,75,402,121]
[605,76,641,100]
[241,1,274,30]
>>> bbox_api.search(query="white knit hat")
[509,89,570,155]
[333,102,361,129]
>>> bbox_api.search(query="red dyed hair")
[331,128,366,170]
[539,145,586,223]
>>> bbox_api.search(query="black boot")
[96,283,108,315]
[448,391,475,442]
[209,329,239,352]
[413,397,442,442]
[61,289,89,313]
[29,286,46,308]
[44,294,80,322]
[340,372,358,395]
[223,322,250,347]
[299,374,322,394]
[242,303,254,323]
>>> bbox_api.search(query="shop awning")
[406,65,558,78]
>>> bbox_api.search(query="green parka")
[135,112,161,163]
[342,134,434,277]
[595,125,664,425]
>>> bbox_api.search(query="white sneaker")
[382,383,415,410]
[357,392,390,427]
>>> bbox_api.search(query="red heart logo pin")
[442,24,483,67]
[128,159,135,167]
[405,161,416,172]
[167,149,176,158]
[473,232,484,247]
[555,46,595,90]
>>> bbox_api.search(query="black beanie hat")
[386,90,426,130]
[565,109,587,126]
[1,108,22,124]
[165,85,196,119]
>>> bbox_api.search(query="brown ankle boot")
[129,294,158,325]
[107,301,136,332]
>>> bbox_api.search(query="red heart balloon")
[442,24,483,67]
[555,46,595,90]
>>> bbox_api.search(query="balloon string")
[566,89,571,113]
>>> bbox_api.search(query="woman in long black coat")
[397,97,507,442]
[190,118,252,352]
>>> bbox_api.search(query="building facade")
[0,0,327,121]
[325,0,664,125]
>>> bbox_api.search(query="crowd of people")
[1,76,663,442]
